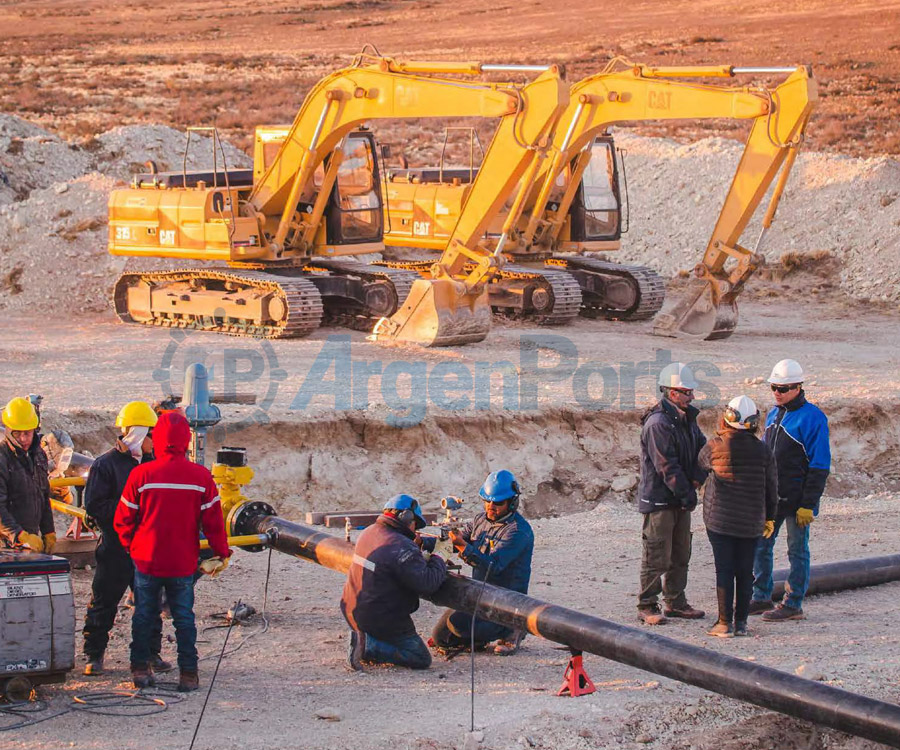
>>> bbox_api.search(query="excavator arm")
[521,63,817,339]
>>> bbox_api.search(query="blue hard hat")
[383,493,427,529]
[479,470,520,504]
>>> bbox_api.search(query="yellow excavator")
[377,60,817,339]
[108,53,569,345]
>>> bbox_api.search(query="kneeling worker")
[432,469,534,655]
[341,495,447,670]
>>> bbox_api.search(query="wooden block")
[305,512,327,525]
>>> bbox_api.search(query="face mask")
[120,426,149,461]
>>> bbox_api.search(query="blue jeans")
[431,609,512,649]
[131,569,197,672]
[363,632,432,670]
[752,513,810,610]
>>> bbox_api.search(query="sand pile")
[614,132,900,303]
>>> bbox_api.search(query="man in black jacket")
[0,397,54,553]
[82,401,169,676]
[637,363,708,625]
[341,494,447,670]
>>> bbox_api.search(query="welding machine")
[0,550,75,698]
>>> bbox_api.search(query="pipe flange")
[227,500,276,552]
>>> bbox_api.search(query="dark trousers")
[82,535,162,658]
[431,609,512,649]
[638,508,693,610]
[363,632,432,670]
[131,569,197,672]
[707,529,758,624]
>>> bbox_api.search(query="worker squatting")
[0,356,829,684]
[289,335,721,425]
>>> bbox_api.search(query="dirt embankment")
[46,399,900,518]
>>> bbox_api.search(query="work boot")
[150,654,173,673]
[664,603,705,620]
[131,664,156,689]
[83,655,104,676]
[748,599,774,616]
[638,605,668,626]
[707,620,733,638]
[733,620,749,637]
[347,629,367,671]
[177,669,200,692]
[492,630,525,656]
[761,604,805,622]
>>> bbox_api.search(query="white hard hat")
[767,359,805,385]
[724,395,760,430]
[658,362,699,391]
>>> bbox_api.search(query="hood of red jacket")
[153,411,191,456]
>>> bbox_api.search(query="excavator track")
[485,263,583,325]
[305,259,419,331]
[374,259,583,325]
[548,256,666,321]
[113,269,323,339]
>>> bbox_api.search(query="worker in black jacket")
[637,363,708,626]
[0,397,54,553]
[341,495,447,670]
[699,396,777,638]
[82,402,169,676]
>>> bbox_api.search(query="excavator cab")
[324,131,383,245]
[563,136,622,248]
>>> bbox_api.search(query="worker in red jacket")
[114,411,231,692]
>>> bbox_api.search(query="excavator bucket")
[652,279,738,341]
[372,278,492,346]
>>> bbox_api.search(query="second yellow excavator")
[377,60,817,339]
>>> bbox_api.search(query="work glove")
[762,520,775,539]
[43,532,57,554]
[83,515,100,532]
[795,508,815,528]
[199,556,230,578]
[17,531,44,551]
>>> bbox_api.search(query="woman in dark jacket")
[699,396,777,637]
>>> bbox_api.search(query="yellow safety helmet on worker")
[2,397,39,431]
[115,401,159,430]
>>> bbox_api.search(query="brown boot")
[177,669,200,692]
[638,605,668,626]
[664,603,705,619]
[707,620,734,638]
[131,664,156,689]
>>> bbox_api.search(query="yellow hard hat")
[115,401,159,429]
[2,397,39,431]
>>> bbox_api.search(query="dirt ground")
[4,493,900,750]
[3,294,900,749]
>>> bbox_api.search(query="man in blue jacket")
[342,494,447,670]
[751,359,830,622]
[637,363,708,625]
[431,469,534,655]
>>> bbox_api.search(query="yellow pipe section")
[50,477,87,488]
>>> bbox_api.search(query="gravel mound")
[614,132,900,302]
[0,113,898,316]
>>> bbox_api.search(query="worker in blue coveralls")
[431,469,534,655]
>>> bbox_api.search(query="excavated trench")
[47,399,900,519]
